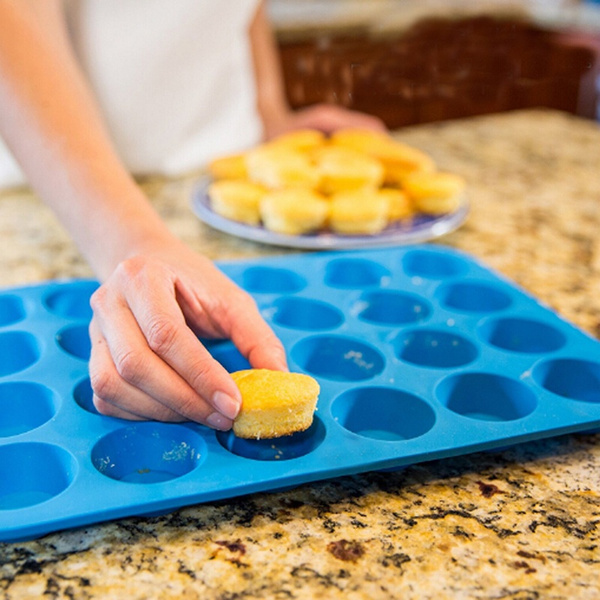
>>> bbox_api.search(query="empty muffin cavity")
[43,282,99,320]
[437,372,537,421]
[0,331,39,376]
[269,297,343,330]
[438,281,512,313]
[91,423,205,483]
[73,377,100,415]
[56,324,91,360]
[0,382,58,437]
[331,387,435,441]
[217,416,325,461]
[481,317,566,353]
[324,258,390,288]
[0,443,77,510]
[240,266,306,294]
[533,359,600,403]
[354,290,431,326]
[402,249,467,279]
[395,328,477,368]
[292,335,385,381]
[0,294,25,327]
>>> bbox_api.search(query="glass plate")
[191,177,469,250]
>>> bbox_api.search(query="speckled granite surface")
[0,110,599,599]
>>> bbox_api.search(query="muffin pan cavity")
[481,317,566,353]
[395,328,478,368]
[0,294,25,327]
[91,423,205,484]
[0,382,58,437]
[0,331,39,377]
[533,359,600,403]
[331,387,435,441]
[1,245,599,541]
[44,282,98,320]
[292,335,385,381]
[217,417,326,461]
[353,290,431,326]
[437,373,537,422]
[0,443,77,511]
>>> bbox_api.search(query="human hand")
[88,242,288,430]
[264,103,387,140]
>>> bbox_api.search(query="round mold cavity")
[0,382,58,437]
[217,416,325,461]
[292,335,385,381]
[210,343,252,372]
[0,331,39,376]
[331,387,436,441]
[355,290,431,326]
[0,443,77,510]
[270,297,343,330]
[533,359,600,403]
[73,377,100,415]
[437,372,537,421]
[402,249,467,279]
[0,295,25,327]
[481,317,566,354]
[56,323,91,360]
[438,281,512,313]
[395,329,477,368]
[241,266,306,294]
[91,423,205,483]
[44,282,99,320]
[324,258,390,289]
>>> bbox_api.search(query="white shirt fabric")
[0,0,263,188]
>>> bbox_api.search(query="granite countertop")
[0,109,599,599]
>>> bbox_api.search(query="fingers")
[293,104,387,134]
[88,262,241,428]
[87,253,289,430]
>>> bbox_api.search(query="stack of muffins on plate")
[207,129,466,236]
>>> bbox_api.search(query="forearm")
[249,0,291,138]
[0,0,174,280]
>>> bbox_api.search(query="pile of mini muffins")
[207,128,466,236]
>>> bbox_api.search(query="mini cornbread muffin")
[245,145,320,189]
[403,171,467,215]
[232,369,320,439]
[313,146,384,194]
[207,153,248,180]
[260,188,329,235]
[269,128,326,152]
[207,180,267,225]
[379,188,414,222]
[330,128,435,185]
[329,189,390,235]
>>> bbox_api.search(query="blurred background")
[267,0,600,127]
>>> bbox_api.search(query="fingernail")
[206,412,233,431]
[212,390,240,420]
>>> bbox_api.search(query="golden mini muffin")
[208,180,267,225]
[207,153,248,180]
[330,128,435,185]
[378,188,414,221]
[269,129,326,152]
[245,145,320,189]
[403,171,466,215]
[232,369,320,440]
[329,189,390,235]
[313,146,384,194]
[260,188,329,235]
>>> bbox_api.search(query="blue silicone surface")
[1,245,599,542]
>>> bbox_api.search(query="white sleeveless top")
[0,0,262,188]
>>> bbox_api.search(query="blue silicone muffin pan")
[1,245,599,542]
